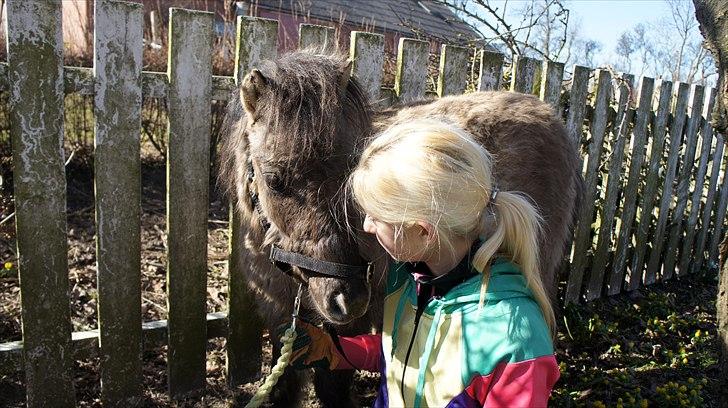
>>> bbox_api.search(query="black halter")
[245,159,372,285]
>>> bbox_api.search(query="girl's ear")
[415,221,437,243]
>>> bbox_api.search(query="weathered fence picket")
[478,50,504,91]
[3,10,728,405]
[696,134,724,269]
[395,38,429,103]
[557,65,591,296]
[227,15,278,386]
[566,70,613,303]
[681,88,717,275]
[93,1,144,405]
[629,80,674,290]
[299,24,336,53]
[437,44,469,97]
[663,84,705,279]
[564,66,591,147]
[6,1,76,406]
[165,8,214,398]
[349,31,384,102]
[540,60,565,108]
[587,74,635,301]
[646,82,691,284]
[609,77,655,295]
[510,55,541,95]
[710,157,728,265]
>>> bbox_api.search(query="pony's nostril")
[328,292,348,318]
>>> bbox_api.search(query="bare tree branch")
[434,0,572,62]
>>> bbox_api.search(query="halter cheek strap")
[245,158,372,284]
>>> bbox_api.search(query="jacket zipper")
[400,288,438,404]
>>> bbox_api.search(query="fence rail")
[2,1,726,405]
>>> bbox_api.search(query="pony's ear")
[240,69,268,117]
[339,59,353,91]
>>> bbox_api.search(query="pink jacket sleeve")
[334,333,382,372]
[465,355,560,407]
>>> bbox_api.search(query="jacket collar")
[406,240,480,297]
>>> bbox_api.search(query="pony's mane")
[259,50,371,159]
[216,50,373,210]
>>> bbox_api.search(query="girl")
[286,118,560,407]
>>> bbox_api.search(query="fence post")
[477,50,504,91]
[645,82,691,284]
[587,74,635,301]
[394,38,429,103]
[227,15,277,387]
[609,77,655,295]
[93,0,144,405]
[437,44,469,97]
[565,69,612,304]
[6,0,75,405]
[350,31,384,103]
[299,24,336,53]
[682,88,717,275]
[166,7,214,398]
[510,55,541,95]
[663,84,705,279]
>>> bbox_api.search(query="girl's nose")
[363,214,376,234]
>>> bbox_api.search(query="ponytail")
[473,190,556,333]
[346,118,556,332]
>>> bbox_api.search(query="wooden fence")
[1,0,727,405]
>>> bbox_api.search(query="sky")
[469,0,712,83]
[567,0,676,63]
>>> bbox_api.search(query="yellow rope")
[244,327,297,408]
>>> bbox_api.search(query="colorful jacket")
[338,256,560,407]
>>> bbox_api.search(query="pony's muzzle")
[308,275,370,324]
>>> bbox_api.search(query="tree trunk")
[693,1,728,406]
[694,0,728,133]
[720,236,728,408]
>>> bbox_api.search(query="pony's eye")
[262,172,286,194]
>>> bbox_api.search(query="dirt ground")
[0,152,721,407]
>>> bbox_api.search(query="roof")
[250,0,482,44]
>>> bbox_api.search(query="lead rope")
[245,283,303,408]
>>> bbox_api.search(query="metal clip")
[269,245,276,264]
[291,283,303,332]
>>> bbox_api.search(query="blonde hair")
[348,118,555,331]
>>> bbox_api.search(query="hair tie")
[489,187,499,205]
